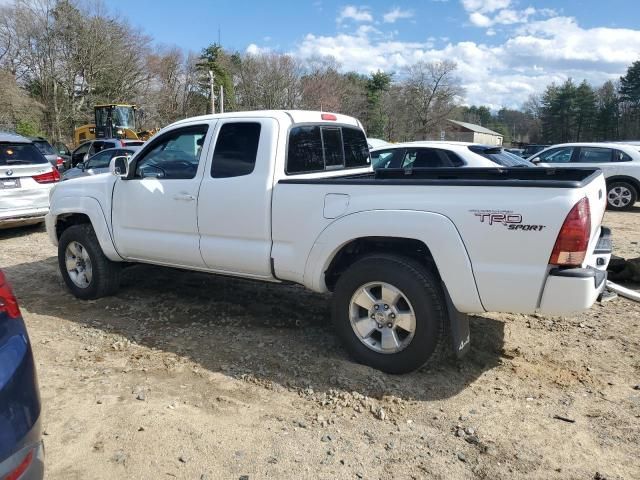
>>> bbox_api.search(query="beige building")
[442,119,504,146]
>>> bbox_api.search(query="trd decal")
[470,209,546,231]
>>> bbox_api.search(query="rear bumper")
[0,440,44,480]
[0,209,48,229]
[537,226,612,316]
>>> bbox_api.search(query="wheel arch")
[48,196,122,261]
[303,210,485,314]
[605,175,640,194]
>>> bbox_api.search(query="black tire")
[332,254,450,374]
[606,181,637,211]
[58,224,121,299]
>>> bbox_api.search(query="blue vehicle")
[0,270,44,480]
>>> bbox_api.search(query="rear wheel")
[607,181,637,210]
[332,254,449,374]
[58,224,121,299]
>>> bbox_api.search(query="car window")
[371,148,402,169]
[401,148,462,168]
[33,140,55,155]
[613,150,632,162]
[469,146,531,167]
[287,125,370,174]
[74,143,90,156]
[0,143,48,165]
[211,122,261,178]
[576,147,612,163]
[135,125,208,179]
[538,147,574,163]
[343,127,370,167]
[86,150,114,169]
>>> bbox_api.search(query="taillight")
[4,449,34,480]
[32,169,60,184]
[321,113,337,121]
[0,271,21,319]
[549,197,591,267]
[56,156,64,166]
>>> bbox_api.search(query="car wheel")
[332,254,450,374]
[607,182,637,211]
[58,224,121,299]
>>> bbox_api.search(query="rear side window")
[287,125,370,174]
[403,148,464,168]
[576,147,612,163]
[613,150,632,162]
[211,123,261,178]
[0,143,48,165]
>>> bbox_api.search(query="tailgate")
[0,165,52,211]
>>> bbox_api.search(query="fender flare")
[48,196,123,261]
[303,209,485,314]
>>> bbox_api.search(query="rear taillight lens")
[0,271,21,319]
[56,156,64,166]
[32,168,60,184]
[4,449,34,480]
[549,197,591,267]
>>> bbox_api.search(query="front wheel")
[58,224,121,299]
[607,181,637,210]
[332,254,450,374]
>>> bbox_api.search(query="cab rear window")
[0,143,48,165]
[287,125,370,174]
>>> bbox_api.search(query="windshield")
[0,143,48,165]
[468,146,533,167]
[33,140,56,155]
[113,106,136,129]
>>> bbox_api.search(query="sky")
[111,0,640,109]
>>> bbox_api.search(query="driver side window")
[539,147,574,163]
[135,125,208,179]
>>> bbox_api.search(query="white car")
[371,141,533,169]
[1,133,61,228]
[46,110,610,374]
[529,142,640,210]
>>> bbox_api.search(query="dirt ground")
[1,208,639,480]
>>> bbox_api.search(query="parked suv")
[29,136,65,170]
[1,133,60,228]
[0,270,44,479]
[70,138,144,167]
[529,143,640,210]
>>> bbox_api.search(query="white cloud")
[383,8,414,23]
[469,12,492,27]
[246,43,270,55]
[461,0,511,14]
[337,5,373,23]
[272,15,640,108]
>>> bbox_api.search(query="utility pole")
[219,85,224,113]
[208,70,215,114]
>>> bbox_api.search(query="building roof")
[447,119,503,137]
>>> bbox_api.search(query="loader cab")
[94,104,137,140]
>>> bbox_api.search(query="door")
[112,124,211,267]
[198,118,277,277]
[400,148,465,168]
[572,147,616,176]
[71,143,90,166]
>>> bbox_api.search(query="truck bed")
[279,167,602,189]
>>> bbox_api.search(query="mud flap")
[443,285,471,358]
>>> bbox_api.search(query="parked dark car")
[63,146,141,180]
[0,270,44,479]
[53,141,72,170]
[29,137,65,171]
[70,138,144,167]
[522,144,549,158]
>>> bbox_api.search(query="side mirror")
[77,162,85,171]
[530,157,541,164]
[110,156,129,178]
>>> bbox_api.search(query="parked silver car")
[0,133,60,228]
[63,146,140,180]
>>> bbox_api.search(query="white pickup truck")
[46,110,612,373]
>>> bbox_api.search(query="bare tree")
[402,60,464,138]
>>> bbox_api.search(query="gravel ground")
[1,208,639,480]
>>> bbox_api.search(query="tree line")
[1,0,639,146]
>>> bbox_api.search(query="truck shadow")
[5,257,505,402]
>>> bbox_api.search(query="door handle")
[174,193,196,202]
